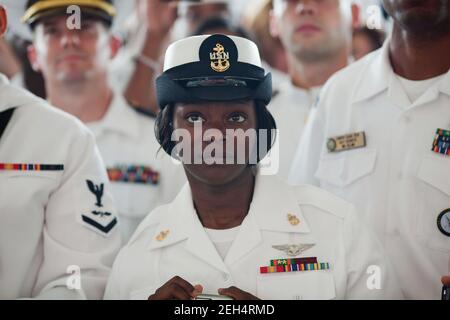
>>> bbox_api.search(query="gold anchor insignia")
[156,230,170,242]
[288,214,300,226]
[210,43,230,73]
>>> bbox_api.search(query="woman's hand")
[218,286,260,300]
[148,276,203,300]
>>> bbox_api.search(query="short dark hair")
[154,100,277,163]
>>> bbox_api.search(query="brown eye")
[228,113,247,123]
[186,113,205,124]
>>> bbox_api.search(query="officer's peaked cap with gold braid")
[22,0,115,28]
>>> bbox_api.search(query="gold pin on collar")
[156,230,170,242]
[288,214,300,226]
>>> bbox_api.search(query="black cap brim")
[156,73,272,109]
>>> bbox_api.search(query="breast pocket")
[416,154,450,252]
[257,272,336,300]
[314,149,377,188]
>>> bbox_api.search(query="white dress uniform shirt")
[87,94,186,242]
[289,40,450,299]
[267,80,320,181]
[0,74,121,299]
[104,173,402,300]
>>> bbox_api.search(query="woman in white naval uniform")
[104,34,402,300]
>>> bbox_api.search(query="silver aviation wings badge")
[272,244,316,257]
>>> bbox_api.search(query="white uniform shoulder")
[320,49,380,97]
[293,184,354,220]
[5,83,93,138]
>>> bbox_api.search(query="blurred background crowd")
[0,0,386,104]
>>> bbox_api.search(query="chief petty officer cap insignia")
[22,0,116,28]
[155,34,273,110]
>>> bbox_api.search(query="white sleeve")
[288,102,326,186]
[343,206,403,299]
[33,127,122,300]
[103,251,124,300]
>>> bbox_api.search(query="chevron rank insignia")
[78,179,118,237]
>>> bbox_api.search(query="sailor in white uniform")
[289,0,450,299]
[22,0,186,242]
[0,3,121,300]
[104,34,402,300]
[267,0,357,180]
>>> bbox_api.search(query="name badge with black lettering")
[327,132,366,153]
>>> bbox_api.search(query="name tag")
[327,131,366,153]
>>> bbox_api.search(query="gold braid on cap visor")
[22,0,116,23]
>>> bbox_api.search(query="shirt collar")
[144,172,311,272]
[280,78,322,100]
[437,68,450,96]
[351,40,391,104]
[87,93,140,139]
[352,38,450,104]
[251,173,311,233]
[146,172,311,252]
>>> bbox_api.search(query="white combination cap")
[163,34,262,72]
[156,34,272,110]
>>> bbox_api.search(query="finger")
[170,276,196,294]
[442,276,450,286]
[218,287,240,300]
[191,284,204,298]
[169,283,195,300]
